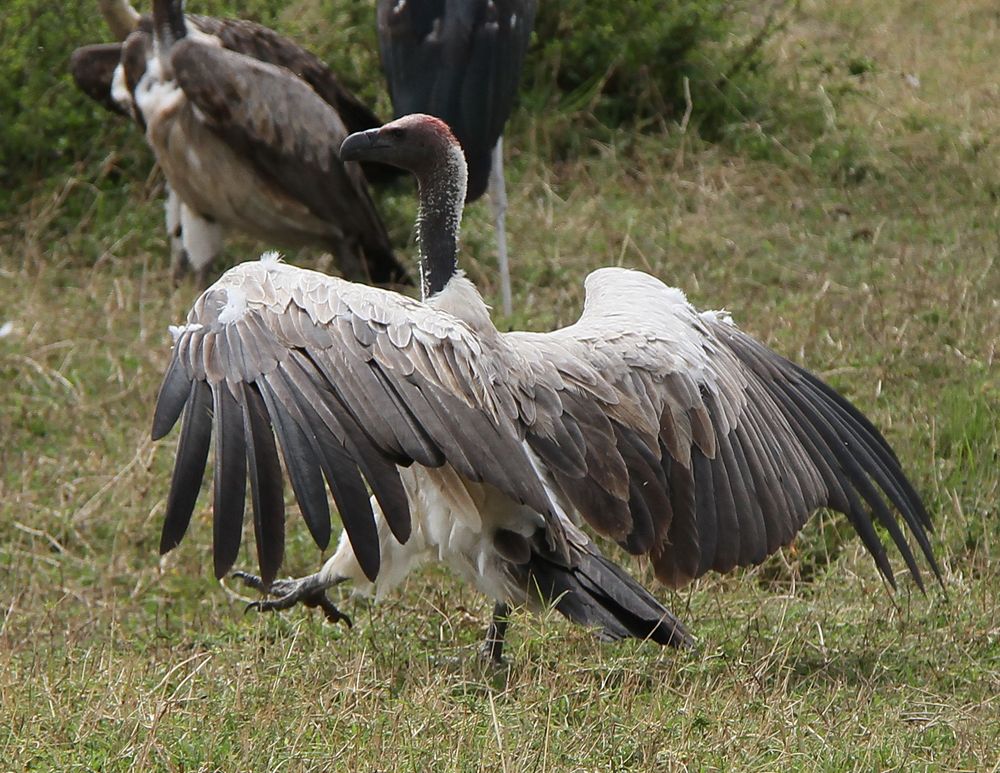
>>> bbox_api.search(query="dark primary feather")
[256,381,331,549]
[212,382,247,580]
[261,365,381,581]
[376,0,537,201]
[158,380,212,554]
[242,382,286,588]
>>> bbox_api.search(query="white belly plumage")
[321,463,547,604]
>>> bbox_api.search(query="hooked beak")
[339,128,389,162]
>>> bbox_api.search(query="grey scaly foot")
[232,571,352,627]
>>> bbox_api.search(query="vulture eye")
[387,127,407,140]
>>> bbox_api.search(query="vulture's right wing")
[152,259,555,589]
[506,268,941,591]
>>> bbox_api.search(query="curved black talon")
[309,594,353,628]
[232,570,267,592]
[232,570,352,628]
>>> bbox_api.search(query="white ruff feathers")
[218,287,248,324]
[168,322,203,342]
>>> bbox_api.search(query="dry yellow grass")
[1,0,998,770]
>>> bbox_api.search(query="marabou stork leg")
[233,570,353,628]
[480,602,511,664]
[487,137,513,317]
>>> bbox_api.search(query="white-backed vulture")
[152,114,940,660]
[70,0,407,287]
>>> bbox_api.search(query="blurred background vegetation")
[1,0,997,768]
[0,0,820,216]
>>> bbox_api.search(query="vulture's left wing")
[70,42,129,117]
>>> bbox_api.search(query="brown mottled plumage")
[69,0,405,285]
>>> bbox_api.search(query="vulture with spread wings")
[152,115,940,660]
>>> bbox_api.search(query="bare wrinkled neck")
[415,143,467,299]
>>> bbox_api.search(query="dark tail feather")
[523,542,694,649]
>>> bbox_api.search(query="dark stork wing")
[167,39,405,284]
[70,42,128,117]
[151,261,556,587]
[509,269,941,591]
[187,14,402,185]
[377,0,537,201]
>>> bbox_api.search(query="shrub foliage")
[0,0,800,210]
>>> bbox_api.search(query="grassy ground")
[1,0,998,770]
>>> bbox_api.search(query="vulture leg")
[487,138,513,317]
[165,187,188,284]
[481,602,511,664]
[178,206,224,288]
[233,570,353,627]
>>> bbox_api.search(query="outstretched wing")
[152,259,554,587]
[507,268,940,590]
[376,0,537,201]
[167,38,399,276]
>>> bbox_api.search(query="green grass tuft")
[1,0,998,769]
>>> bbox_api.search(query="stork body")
[376,0,537,315]
[153,116,939,658]
[70,0,406,286]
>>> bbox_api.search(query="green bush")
[0,0,815,214]
[0,1,119,206]
[528,1,813,147]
